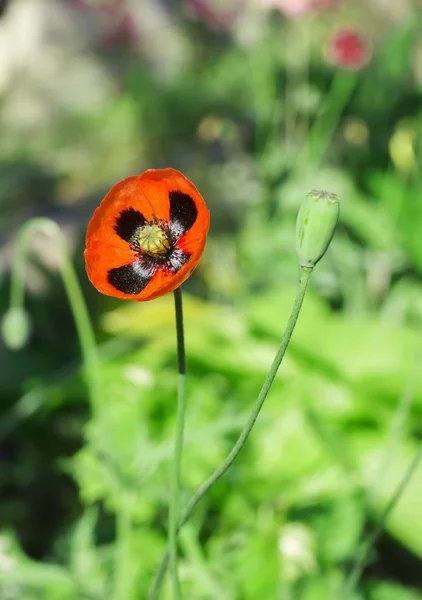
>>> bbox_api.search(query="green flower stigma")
[138,223,171,257]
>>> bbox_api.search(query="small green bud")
[1,308,31,350]
[296,190,339,268]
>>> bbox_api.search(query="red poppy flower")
[84,169,210,301]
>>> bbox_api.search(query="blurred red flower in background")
[325,27,372,70]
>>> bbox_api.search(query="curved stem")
[168,287,187,598]
[8,218,101,416]
[149,267,312,600]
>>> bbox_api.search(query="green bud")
[1,308,31,350]
[296,190,339,268]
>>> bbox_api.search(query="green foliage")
[2,1,422,599]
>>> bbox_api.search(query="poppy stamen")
[137,223,171,258]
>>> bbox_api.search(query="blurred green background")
[1,0,422,598]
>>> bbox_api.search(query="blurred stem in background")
[113,492,135,600]
[341,443,422,599]
[148,266,313,599]
[285,19,311,165]
[2,218,101,416]
[249,37,278,157]
[1,219,140,599]
[340,346,422,599]
[307,71,358,167]
[369,353,422,503]
[168,287,187,599]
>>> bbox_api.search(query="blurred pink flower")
[325,27,372,70]
[261,0,338,17]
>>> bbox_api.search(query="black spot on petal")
[169,191,197,238]
[114,208,147,242]
[107,262,155,294]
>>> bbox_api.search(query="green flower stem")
[149,267,312,600]
[341,442,422,599]
[284,20,310,163]
[8,218,101,416]
[168,286,187,599]
[306,71,358,167]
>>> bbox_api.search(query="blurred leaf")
[369,580,422,600]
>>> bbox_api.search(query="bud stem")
[148,267,313,599]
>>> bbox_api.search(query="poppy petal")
[114,207,147,242]
[169,190,198,238]
[107,262,155,294]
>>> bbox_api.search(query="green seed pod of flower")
[296,190,339,268]
[1,307,31,350]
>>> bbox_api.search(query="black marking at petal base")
[114,208,147,242]
[168,248,191,273]
[169,191,197,238]
[107,262,155,294]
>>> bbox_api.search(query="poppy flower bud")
[296,190,339,268]
[1,307,31,350]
